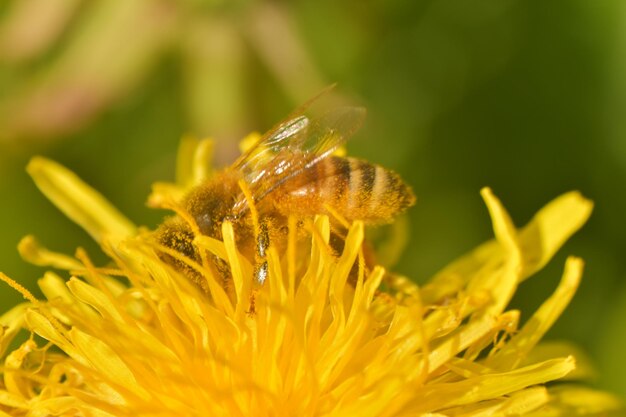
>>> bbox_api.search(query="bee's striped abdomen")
[276,156,415,224]
[340,157,414,222]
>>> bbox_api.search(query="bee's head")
[183,180,238,239]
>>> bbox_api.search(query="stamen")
[0,272,38,304]
[0,272,70,340]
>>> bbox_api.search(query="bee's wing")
[232,114,309,184]
[232,84,340,177]
[233,106,366,214]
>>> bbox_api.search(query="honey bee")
[156,103,415,293]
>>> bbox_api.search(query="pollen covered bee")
[156,102,415,293]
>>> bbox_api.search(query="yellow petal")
[238,131,262,154]
[29,397,118,417]
[38,271,95,324]
[422,191,592,305]
[522,340,597,381]
[189,138,215,186]
[494,387,550,416]
[70,327,150,401]
[38,271,74,304]
[146,182,186,208]
[468,188,522,316]
[444,387,549,417]
[66,277,125,322]
[0,390,28,409]
[486,256,583,371]
[177,135,215,187]
[331,220,364,300]
[408,357,575,413]
[222,220,253,319]
[3,339,37,397]
[526,385,624,417]
[0,304,28,358]
[518,192,593,278]
[147,136,215,208]
[18,235,83,270]
[176,135,206,186]
[428,314,497,373]
[24,309,85,365]
[27,157,136,243]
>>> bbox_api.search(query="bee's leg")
[254,218,270,285]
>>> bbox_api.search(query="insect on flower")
[156,96,416,293]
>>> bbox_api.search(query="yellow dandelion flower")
[0,136,623,416]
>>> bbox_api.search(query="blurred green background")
[1,0,625,400]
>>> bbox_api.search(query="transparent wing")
[232,114,310,185]
[232,106,366,214]
[232,84,339,181]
